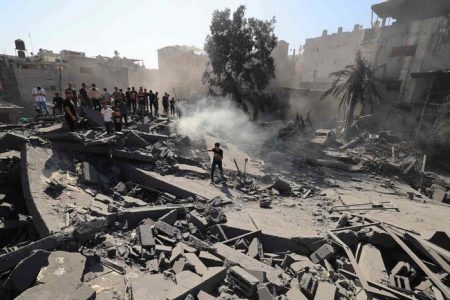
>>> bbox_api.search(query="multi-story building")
[371,0,450,104]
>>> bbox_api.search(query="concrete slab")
[37,251,86,284]
[130,274,175,300]
[167,267,226,300]
[118,162,240,199]
[21,144,93,237]
[358,244,388,284]
[314,281,337,300]
[204,134,264,177]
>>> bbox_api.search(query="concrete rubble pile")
[0,111,449,300]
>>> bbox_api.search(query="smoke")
[177,97,278,147]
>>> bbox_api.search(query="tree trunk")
[344,97,357,140]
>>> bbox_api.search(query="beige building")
[371,0,450,104]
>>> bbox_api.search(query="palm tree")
[321,51,381,140]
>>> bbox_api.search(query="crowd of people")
[32,82,180,135]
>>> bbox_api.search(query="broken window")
[390,45,417,57]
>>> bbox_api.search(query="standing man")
[52,92,64,115]
[102,88,111,106]
[63,90,78,132]
[111,87,123,108]
[137,87,145,115]
[125,87,132,113]
[162,92,169,115]
[118,99,128,127]
[32,86,49,116]
[154,92,159,116]
[100,102,114,135]
[205,143,224,183]
[88,83,102,111]
[65,82,77,108]
[130,87,138,115]
[143,88,149,112]
[148,90,155,115]
[79,83,89,107]
[170,97,176,116]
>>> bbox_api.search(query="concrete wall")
[301,26,366,84]
[373,16,450,104]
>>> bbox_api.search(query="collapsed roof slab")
[118,161,240,200]
[21,144,92,237]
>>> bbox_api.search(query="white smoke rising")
[177,97,275,147]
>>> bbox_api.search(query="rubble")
[0,105,449,300]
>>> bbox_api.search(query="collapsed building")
[0,95,448,299]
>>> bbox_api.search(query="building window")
[391,45,417,57]
[80,66,93,74]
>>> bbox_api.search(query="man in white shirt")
[100,101,114,135]
[32,86,49,116]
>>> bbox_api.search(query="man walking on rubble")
[52,92,64,115]
[137,87,146,115]
[205,142,224,183]
[148,90,156,115]
[63,90,78,132]
[125,87,132,114]
[118,99,128,127]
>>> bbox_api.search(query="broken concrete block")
[227,266,260,297]
[298,272,318,299]
[36,251,86,284]
[390,274,411,291]
[130,274,175,300]
[309,243,335,264]
[167,267,226,300]
[138,224,155,248]
[81,162,99,184]
[173,257,189,274]
[185,252,208,276]
[215,243,285,289]
[314,281,337,300]
[170,243,184,264]
[336,230,358,247]
[123,195,148,208]
[246,269,267,283]
[358,244,388,284]
[154,220,182,240]
[189,210,208,230]
[247,237,264,260]
[286,285,308,300]
[4,250,50,292]
[199,251,223,267]
[155,244,173,255]
[257,283,274,300]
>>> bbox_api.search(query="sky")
[0,0,382,69]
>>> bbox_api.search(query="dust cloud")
[177,97,279,147]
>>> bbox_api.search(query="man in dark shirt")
[148,90,155,115]
[206,142,224,183]
[130,87,138,115]
[111,87,123,108]
[125,87,132,113]
[52,92,64,115]
[137,87,145,115]
[79,83,90,107]
[63,90,78,132]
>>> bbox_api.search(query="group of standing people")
[32,82,180,135]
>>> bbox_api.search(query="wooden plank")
[222,230,261,245]
[382,225,450,299]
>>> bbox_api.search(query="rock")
[36,251,86,284]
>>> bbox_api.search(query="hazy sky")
[1,0,381,68]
